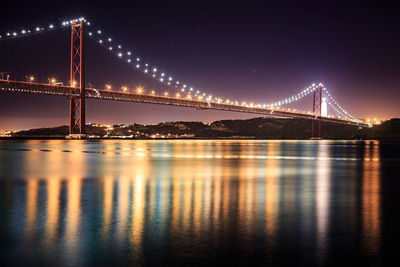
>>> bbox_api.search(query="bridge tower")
[311,84,322,138]
[69,20,86,137]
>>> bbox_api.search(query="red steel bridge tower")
[69,20,86,137]
[312,85,322,138]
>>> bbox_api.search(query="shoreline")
[0,136,391,141]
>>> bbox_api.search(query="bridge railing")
[0,79,368,127]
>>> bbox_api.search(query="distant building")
[321,97,328,117]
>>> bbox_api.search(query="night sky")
[0,0,399,131]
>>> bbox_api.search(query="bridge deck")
[0,80,367,127]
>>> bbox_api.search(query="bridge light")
[89,32,93,36]
[118,53,122,57]
[118,45,122,49]
[97,30,102,34]
[49,24,54,29]
[127,59,131,63]
[49,78,56,85]
[164,92,169,96]
[29,76,35,82]
[99,40,103,43]
[108,38,112,42]
[127,51,131,55]
[136,57,140,61]
[136,64,140,68]
[151,90,155,95]
[144,69,148,73]
[161,73,165,77]
[153,68,157,72]
[160,78,164,82]
[137,86,143,94]
[21,30,26,34]
[176,93,181,98]
[122,86,128,92]
[168,77,172,81]
[105,84,112,90]
[13,32,17,36]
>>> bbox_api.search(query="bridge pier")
[67,20,86,138]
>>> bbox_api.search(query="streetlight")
[48,77,56,85]
[25,75,35,82]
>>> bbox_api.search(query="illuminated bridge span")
[0,17,369,138]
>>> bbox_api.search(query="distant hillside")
[6,117,400,140]
[361,118,400,140]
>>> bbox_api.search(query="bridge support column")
[68,21,86,138]
[311,85,322,139]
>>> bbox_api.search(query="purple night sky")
[0,0,399,131]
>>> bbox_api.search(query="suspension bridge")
[0,17,368,138]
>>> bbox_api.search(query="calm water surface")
[0,140,399,266]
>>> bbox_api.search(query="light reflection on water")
[0,140,392,266]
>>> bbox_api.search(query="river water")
[0,140,399,266]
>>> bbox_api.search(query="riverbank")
[2,117,399,140]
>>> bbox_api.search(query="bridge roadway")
[0,80,367,127]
